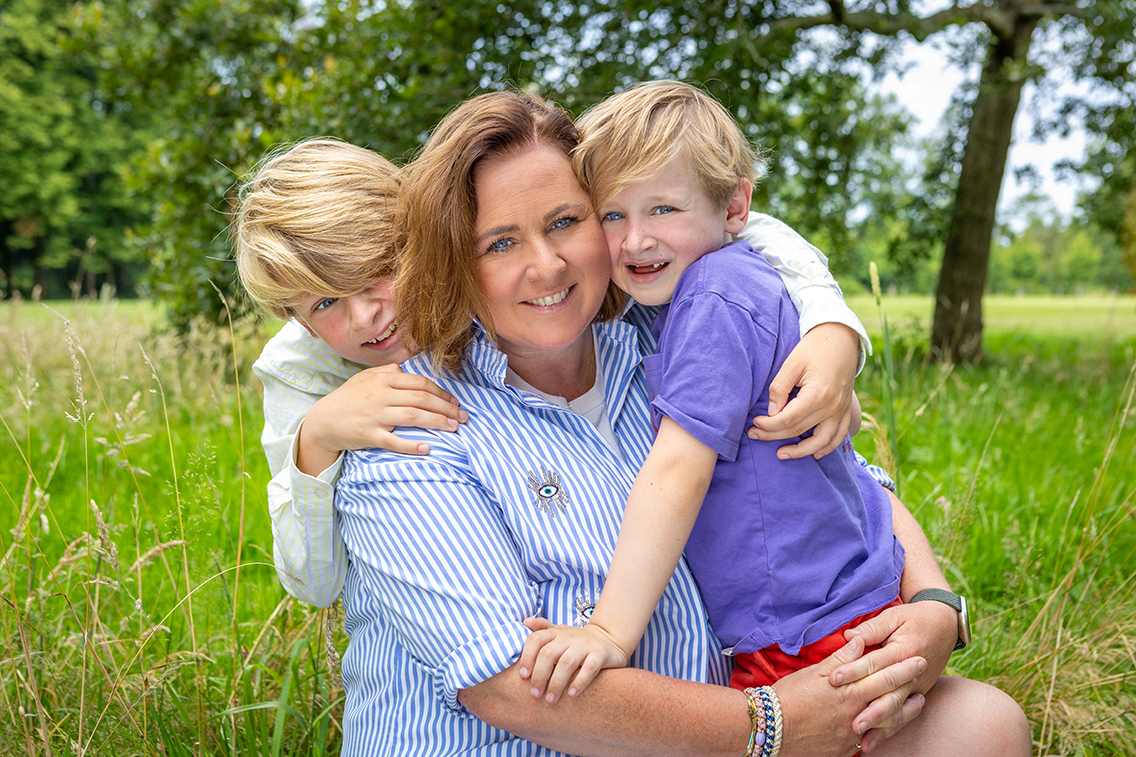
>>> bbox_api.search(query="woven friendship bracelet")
[742,687,768,757]
[756,686,783,757]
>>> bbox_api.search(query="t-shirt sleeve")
[651,292,780,463]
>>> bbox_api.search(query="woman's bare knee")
[873,676,1030,756]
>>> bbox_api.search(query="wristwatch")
[909,588,972,651]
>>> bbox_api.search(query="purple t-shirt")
[643,240,904,656]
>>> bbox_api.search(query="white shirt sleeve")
[253,321,356,607]
[739,212,871,372]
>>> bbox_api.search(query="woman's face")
[472,144,612,365]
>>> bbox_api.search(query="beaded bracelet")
[742,686,783,757]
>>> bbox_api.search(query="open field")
[1,296,1134,756]
[847,293,1136,341]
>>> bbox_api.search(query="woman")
[333,90,1031,756]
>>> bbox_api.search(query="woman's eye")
[315,297,337,311]
[550,215,577,231]
[601,211,624,223]
[486,238,512,254]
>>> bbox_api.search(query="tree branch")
[747,1,1089,48]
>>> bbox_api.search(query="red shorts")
[730,597,903,690]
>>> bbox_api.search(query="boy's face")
[599,155,748,306]
[294,276,411,367]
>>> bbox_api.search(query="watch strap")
[909,588,968,651]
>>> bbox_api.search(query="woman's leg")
[873,676,1031,757]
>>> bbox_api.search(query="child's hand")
[748,322,859,459]
[517,617,630,703]
[296,365,468,475]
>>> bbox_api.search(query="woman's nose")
[528,240,568,279]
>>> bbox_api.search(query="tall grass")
[0,299,342,757]
[854,319,1136,755]
[1,295,1134,755]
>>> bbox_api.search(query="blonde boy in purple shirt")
[518,81,905,707]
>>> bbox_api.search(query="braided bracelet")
[742,687,767,757]
[742,686,783,757]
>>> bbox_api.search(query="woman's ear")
[725,179,753,235]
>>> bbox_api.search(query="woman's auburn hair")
[397,89,626,372]
[233,138,402,320]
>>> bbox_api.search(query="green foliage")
[71,0,922,328]
[985,207,1132,295]
[0,0,151,299]
[29,0,1136,340]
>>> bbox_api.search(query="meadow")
[1,294,1134,756]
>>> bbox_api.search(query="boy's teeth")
[528,288,569,307]
[631,262,667,274]
[367,323,396,344]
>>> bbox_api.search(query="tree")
[0,0,150,299]
[75,0,1134,339]
[73,0,561,328]
[562,1,1133,361]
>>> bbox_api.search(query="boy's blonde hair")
[234,138,402,320]
[573,81,760,210]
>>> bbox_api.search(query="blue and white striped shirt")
[335,305,730,756]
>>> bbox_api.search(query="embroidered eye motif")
[526,465,570,516]
[574,592,597,627]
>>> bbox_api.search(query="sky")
[878,39,1092,225]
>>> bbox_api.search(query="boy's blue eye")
[652,206,676,215]
[315,297,338,311]
[601,211,624,222]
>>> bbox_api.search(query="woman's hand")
[830,601,958,697]
[748,322,860,459]
[296,364,468,476]
[774,634,927,757]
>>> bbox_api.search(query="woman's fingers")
[850,656,926,735]
[830,610,905,686]
[859,693,925,753]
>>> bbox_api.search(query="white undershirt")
[504,329,621,455]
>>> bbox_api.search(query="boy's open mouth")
[628,262,668,275]
[366,322,397,345]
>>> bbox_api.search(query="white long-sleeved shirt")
[251,212,871,607]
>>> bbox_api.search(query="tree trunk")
[930,12,1039,363]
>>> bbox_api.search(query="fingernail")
[518,667,529,678]
[448,418,459,430]
[568,688,577,697]
[530,687,541,698]
[777,453,789,460]
[916,659,927,672]
[833,672,844,685]
[417,443,430,454]
[846,628,862,637]
[856,721,869,735]
[545,692,557,703]
[459,409,469,422]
